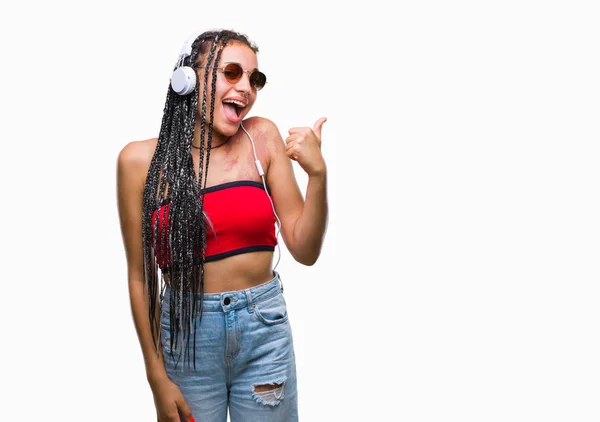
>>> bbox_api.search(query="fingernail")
[190,418,195,422]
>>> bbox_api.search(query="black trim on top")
[157,180,269,208]
[204,245,275,262]
[202,180,266,194]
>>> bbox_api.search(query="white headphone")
[171,32,218,96]
[241,122,283,271]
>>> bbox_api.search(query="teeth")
[223,99,246,108]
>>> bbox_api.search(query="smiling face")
[195,41,261,145]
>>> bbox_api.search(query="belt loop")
[277,272,284,293]
[246,287,255,312]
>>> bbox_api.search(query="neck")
[192,119,229,150]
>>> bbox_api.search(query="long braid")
[142,85,175,353]
[190,36,230,367]
[167,73,199,368]
[141,29,260,371]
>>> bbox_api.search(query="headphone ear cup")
[171,66,197,95]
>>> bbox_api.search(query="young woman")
[117,29,328,421]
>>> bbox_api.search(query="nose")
[235,71,253,94]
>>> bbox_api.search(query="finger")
[285,135,298,146]
[288,127,305,135]
[286,146,298,161]
[164,413,178,422]
[178,399,194,422]
[286,140,302,154]
[313,117,327,139]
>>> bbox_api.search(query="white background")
[1,0,599,421]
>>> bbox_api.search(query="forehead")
[218,42,258,69]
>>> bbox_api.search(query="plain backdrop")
[1,0,599,421]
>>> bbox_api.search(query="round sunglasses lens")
[250,71,267,90]
[223,63,243,83]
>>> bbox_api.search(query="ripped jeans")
[160,272,298,421]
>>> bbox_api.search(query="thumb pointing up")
[313,117,327,140]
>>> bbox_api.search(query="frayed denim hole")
[252,381,286,406]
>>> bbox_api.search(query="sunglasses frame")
[217,62,266,91]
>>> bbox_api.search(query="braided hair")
[141,29,259,370]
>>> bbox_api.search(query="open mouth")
[223,99,246,120]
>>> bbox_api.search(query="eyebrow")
[221,62,259,71]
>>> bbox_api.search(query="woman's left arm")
[262,116,329,266]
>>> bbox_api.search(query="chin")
[213,122,239,138]
[224,121,242,134]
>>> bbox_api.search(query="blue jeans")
[160,272,298,421]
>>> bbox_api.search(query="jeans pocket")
[252,292,289,326]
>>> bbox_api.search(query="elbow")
[291,248,321,266]
[298,257,318,266]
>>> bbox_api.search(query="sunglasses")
[217,62,267,91]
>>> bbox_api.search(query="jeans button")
[224,297,231,305]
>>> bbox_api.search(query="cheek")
[197,74,225,100]
[213,77,230,97]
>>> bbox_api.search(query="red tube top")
[151,180,277,272]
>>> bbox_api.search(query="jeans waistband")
[162,271,282,313]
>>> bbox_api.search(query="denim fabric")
[160,272,298,421]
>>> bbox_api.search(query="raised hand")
[285,117,327,177]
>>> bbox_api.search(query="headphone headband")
[171,31,222,96]
[178,31,202,58]
[171,31,203,95]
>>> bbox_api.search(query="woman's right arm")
[117,141,193,422]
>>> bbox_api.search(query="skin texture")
[117,40,328,422]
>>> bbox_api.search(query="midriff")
[164,250,275,293]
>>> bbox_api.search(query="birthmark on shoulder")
[224,156,239,171]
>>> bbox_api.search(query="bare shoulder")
[242,116,285,159]
[118,137,158,171]
[243,116,280,138]
[117,138,158,194]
